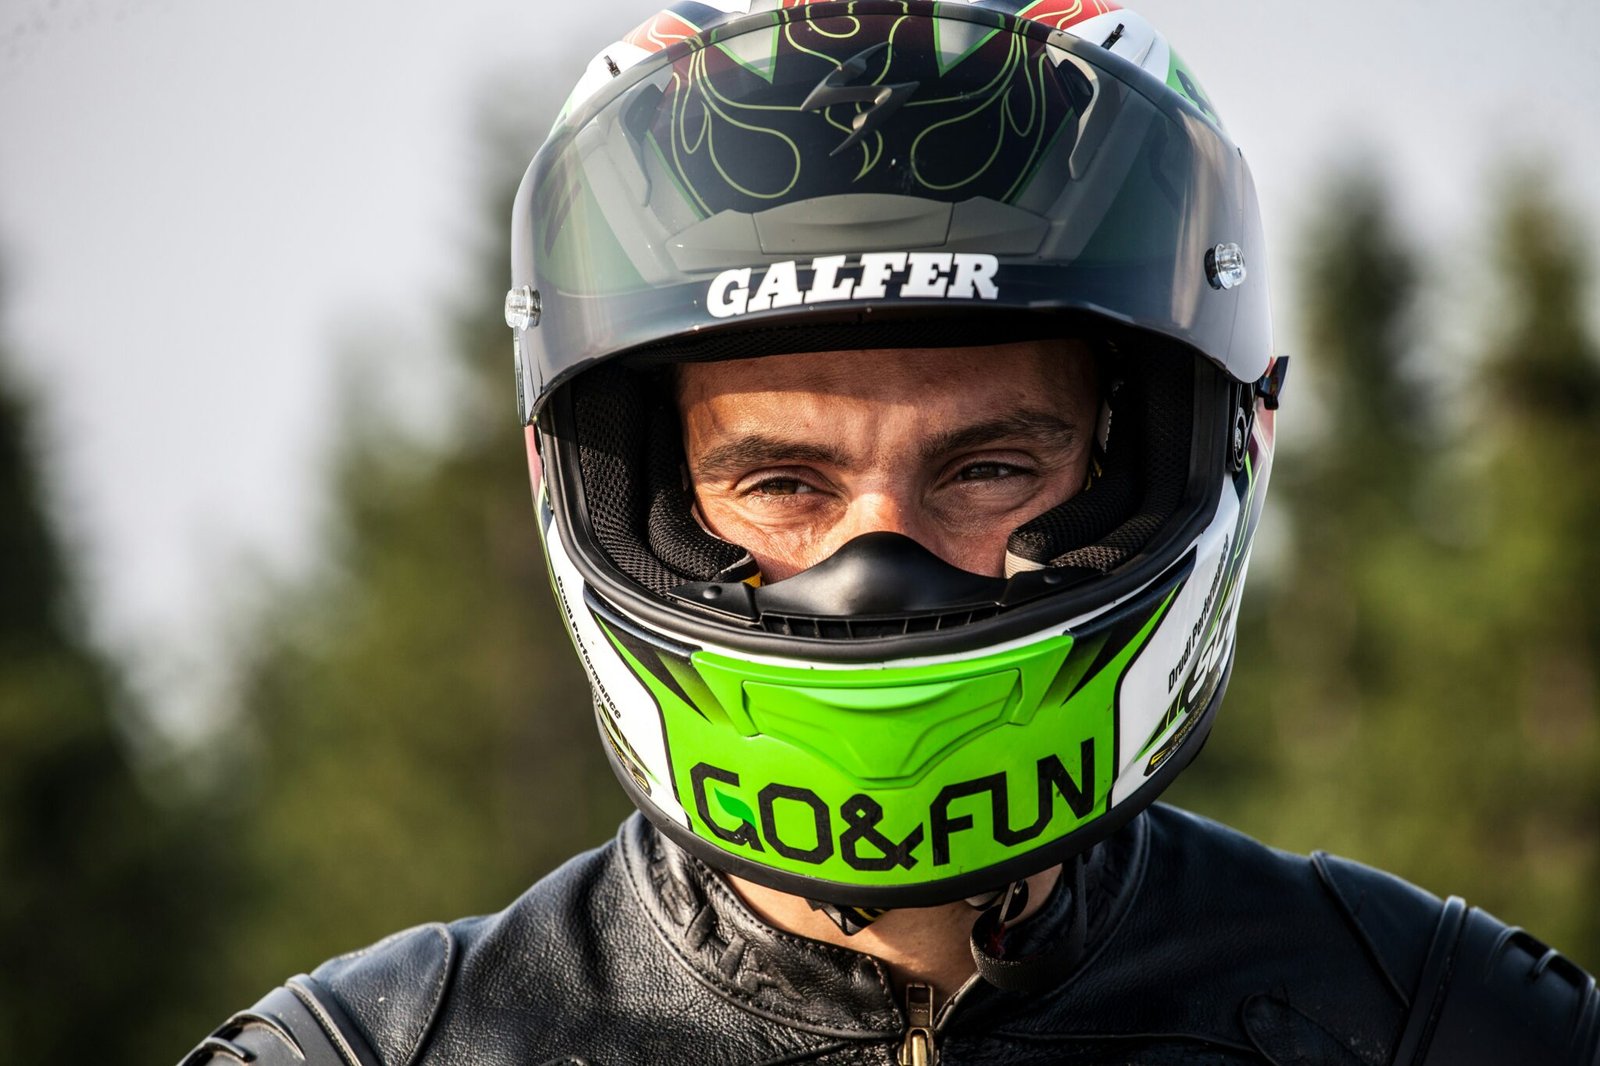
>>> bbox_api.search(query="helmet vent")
[665,536,1099,636]
[761,607,1003,640]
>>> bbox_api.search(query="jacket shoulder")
[315,834,624,1064]
[175,925,455,1066]
[1116,806,1439,1057]
[176,979,383,1066]
[310,922,456,1066]
[1310,848,1443,1002]
[1397,896,1600,1065]
[1139,806,1600,1064]
[1140,803,1447,975]
[1313,848,1600,1064]
[178,834,622,1066]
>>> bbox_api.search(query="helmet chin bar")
[666,531,1098,636]
[600,650,1236,910]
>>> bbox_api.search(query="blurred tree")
[1458,174,1600,960]
[0,298,227,1059]
[1171,169,1600,971]
[1169,169,1433,843]
[204,164,630,1011]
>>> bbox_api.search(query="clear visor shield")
[511,1,1271,414]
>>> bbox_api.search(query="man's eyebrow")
[691,435,850,480]
[921,411,1081,461]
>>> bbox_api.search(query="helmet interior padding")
[1008,341,1194,573]
[572,364,748,593]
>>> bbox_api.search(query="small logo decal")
[707,252,1000,318]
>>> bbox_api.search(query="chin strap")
[806,898,889,935]
[969,854,1089,995]
[806,852,1093,997]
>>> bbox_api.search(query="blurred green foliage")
[1168,170,1600,966]
[0,319,231,1060]
[0,164,1596,1059]
[210,212,632,1003]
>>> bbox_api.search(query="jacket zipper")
[897,983,937,1066]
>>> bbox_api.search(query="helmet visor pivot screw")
[1205,242,1247,290]
[504,286,540,330]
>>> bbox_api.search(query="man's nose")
[837,490,927,547]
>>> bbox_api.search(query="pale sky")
[3,0,1598,733]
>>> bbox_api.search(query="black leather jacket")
[180,805,1600,1065]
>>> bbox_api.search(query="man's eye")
[747,477,813,497]
[955,462,1027,482]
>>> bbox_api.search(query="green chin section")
[603,597,1170,891]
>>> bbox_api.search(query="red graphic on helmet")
[1014,0,1122,32]
[623,9,702,53]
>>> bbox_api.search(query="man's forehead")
[677,341,1095,476]
[686,411,1084,480]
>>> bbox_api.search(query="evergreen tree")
[211,168,631,1003]
[0,296,227,1059]
[1170,170,1435,846]
[1172,169,1600,971]
[1458,174,1600,961]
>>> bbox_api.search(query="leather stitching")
[288,978,370,1066]
[307,924,455,1066]
[1310,852,1412,1005]
[400,925,454,1066]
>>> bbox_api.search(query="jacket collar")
[621,813,1149,1037]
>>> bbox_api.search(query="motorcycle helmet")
[508,0,1286,909]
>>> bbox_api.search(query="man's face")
[677,339,1098,581]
